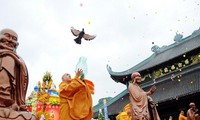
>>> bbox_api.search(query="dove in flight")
[71,27,96,44]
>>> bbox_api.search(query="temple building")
[93,27,200,119]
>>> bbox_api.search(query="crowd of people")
[167,102,200,120]
[177,102,199,120]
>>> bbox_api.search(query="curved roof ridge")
[107,28,200,75]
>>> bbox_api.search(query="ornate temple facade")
[93,27,200,119]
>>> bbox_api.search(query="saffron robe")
[179,114,187,120]
[59,78,93,120]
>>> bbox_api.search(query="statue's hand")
[150,85,157,93]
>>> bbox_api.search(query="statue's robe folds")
[59,78,93,120]
[187,108,200,120]
[128,83,160,120]
[0,50,28,109]
[0,50,35,120]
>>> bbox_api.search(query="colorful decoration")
[26,90,38,114]
[185,59,189,64]
[116,112,131,120]
[164,67,168,73]
[26,71,60,120]
[178,63,182,68]
[142,52,200,81]
[42,71,54,90]
[116,103,132,120]
[103,99,109,120]
[171,65,175,70]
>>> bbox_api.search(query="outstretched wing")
[71,27,80,36]
[83,34,96,41]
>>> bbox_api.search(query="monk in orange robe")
[59,69,93,120]
[128,72,160,120]
[179,110,187,120]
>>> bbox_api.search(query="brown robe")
[0,49,28,109]
[187,108,200,120]
[128,82,160,120]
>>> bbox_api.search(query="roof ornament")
[174,32,183,42]
[192,27,200,36]
[151,45,160,53]
[106,64,112,70]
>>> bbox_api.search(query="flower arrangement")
[42,71,52,82]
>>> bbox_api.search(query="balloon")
[80,3,83,7]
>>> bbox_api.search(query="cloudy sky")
[0,0,200,105]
